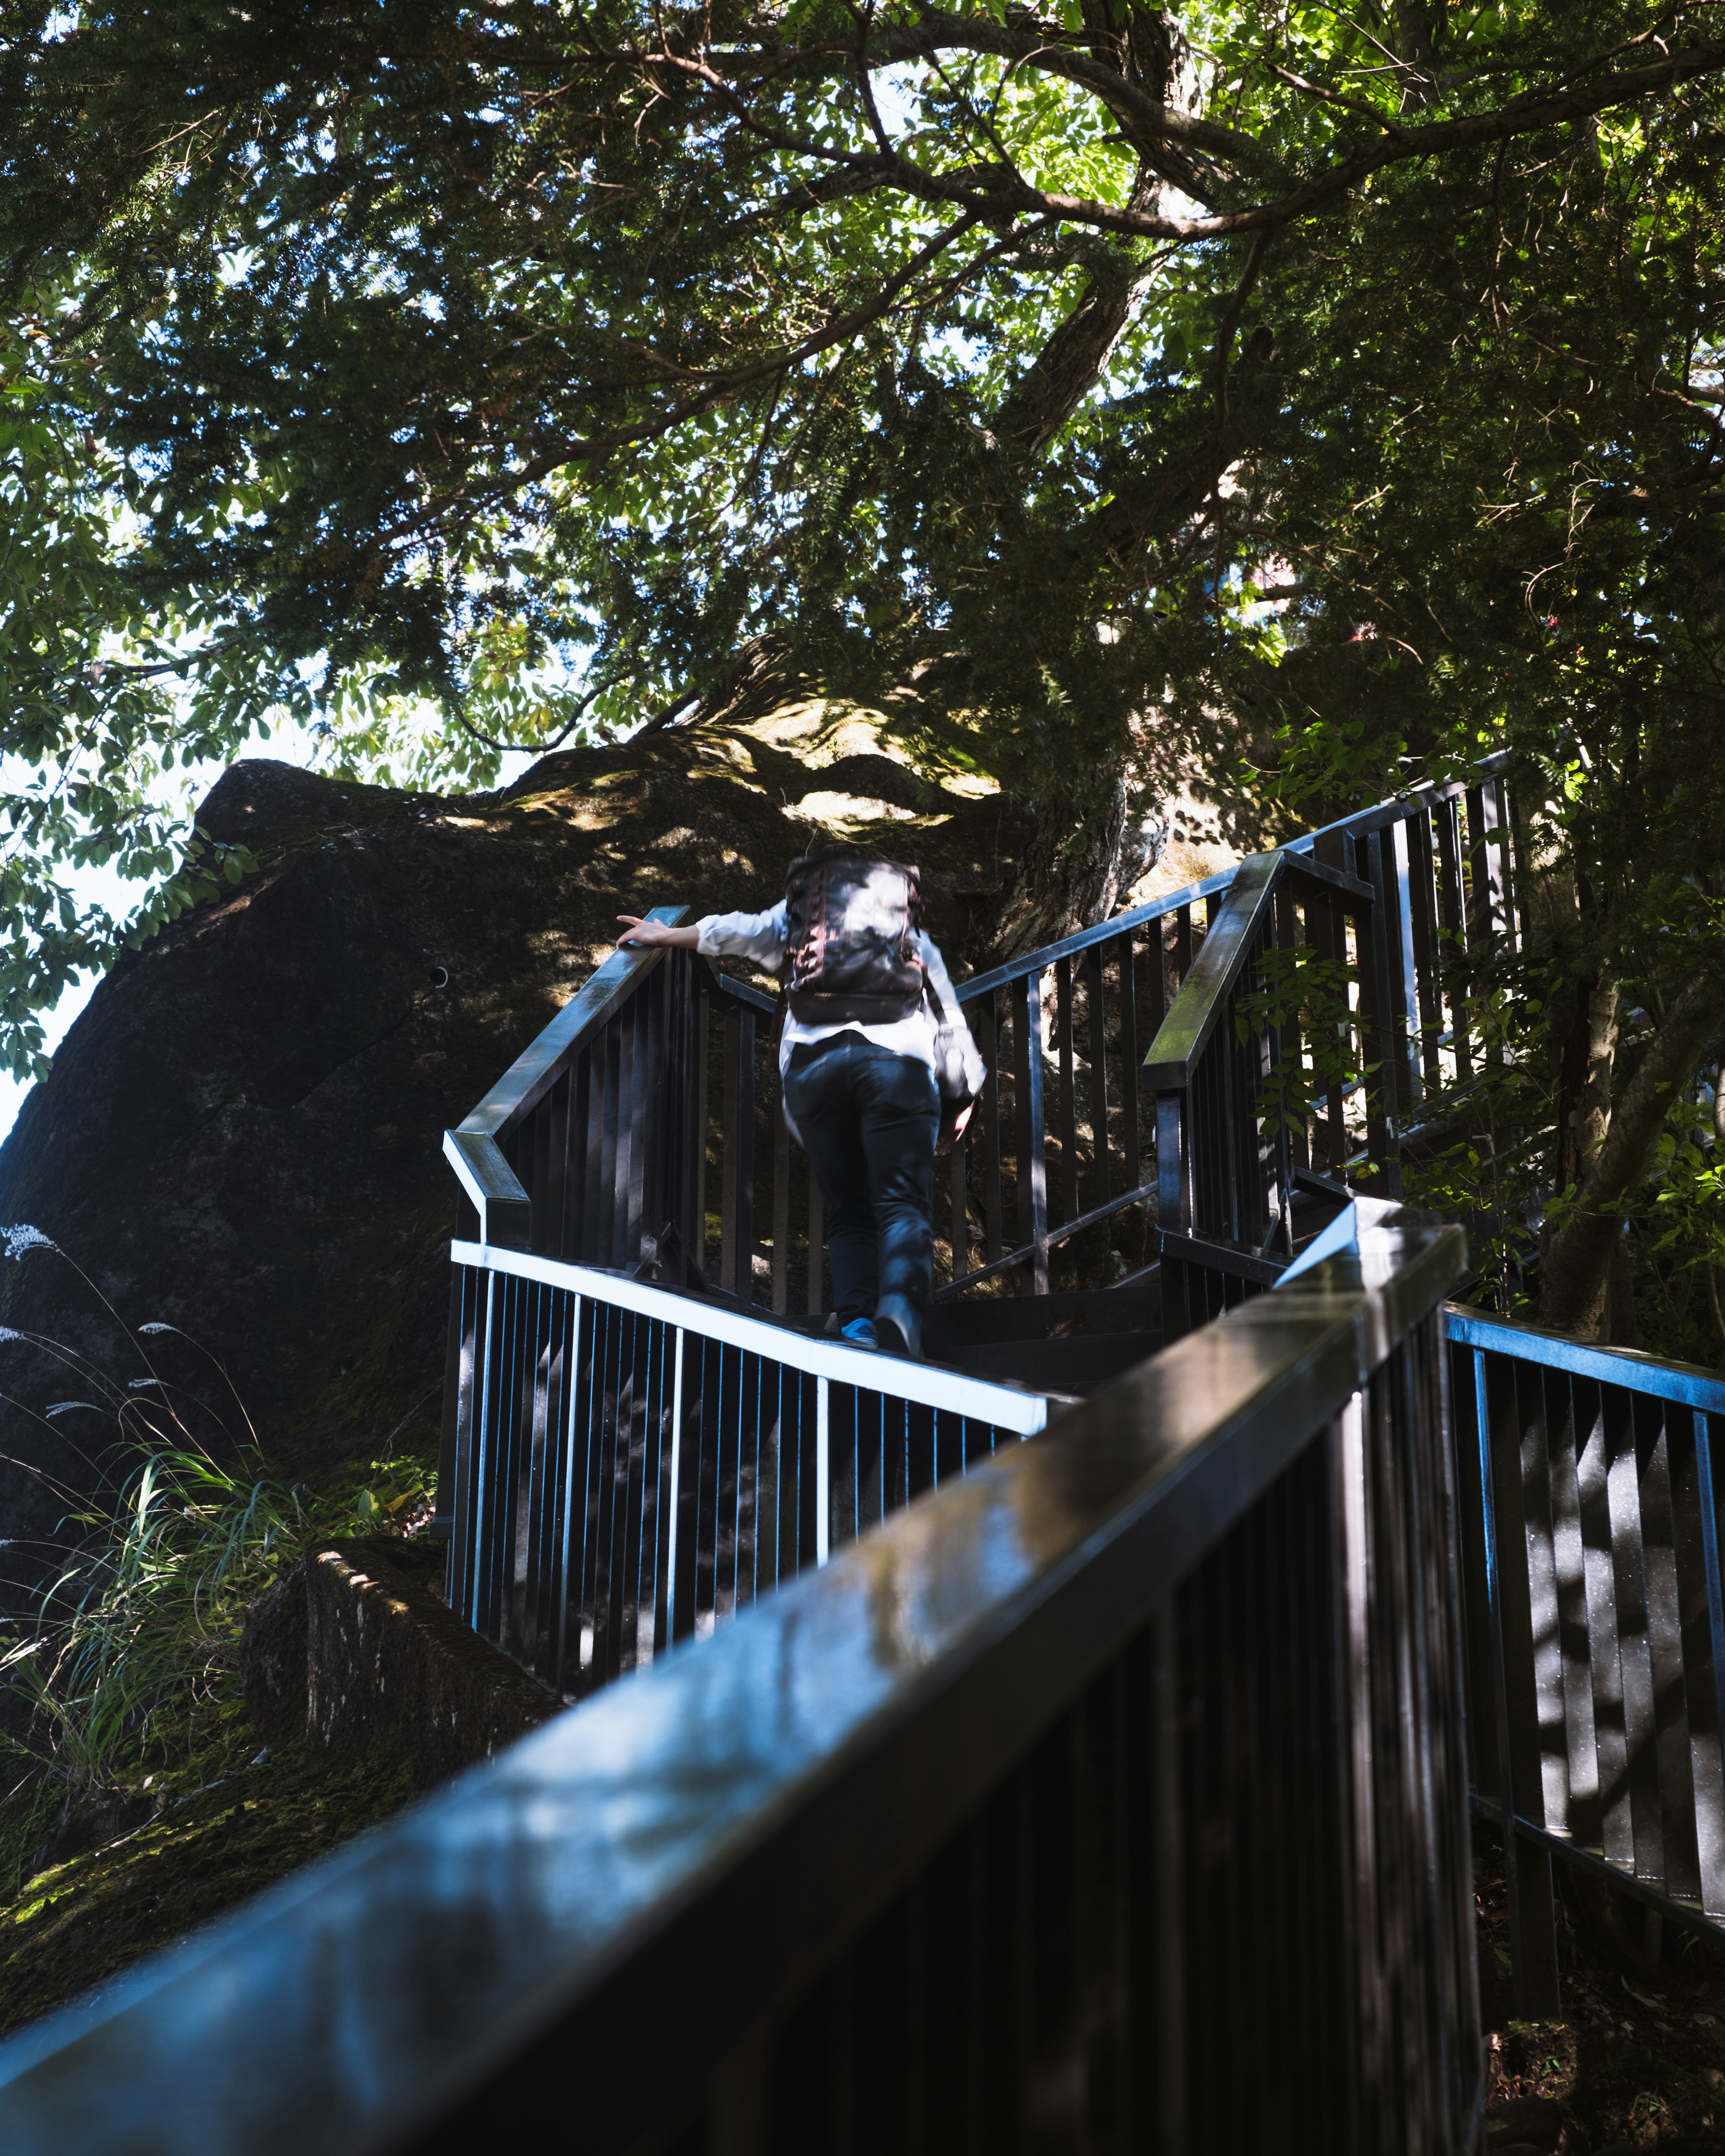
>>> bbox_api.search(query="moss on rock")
[0,1742,418,2039]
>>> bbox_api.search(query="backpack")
[782,853,925,1022]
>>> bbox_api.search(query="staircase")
[4,748,1722,2151]
[437,745,1725,2005]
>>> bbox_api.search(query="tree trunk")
[993,768,1165,959]
[1538,967,1725,1339]
[1554,972,1620,1196]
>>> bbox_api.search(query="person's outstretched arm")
[616,916,701,949]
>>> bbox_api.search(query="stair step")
[934,1330,1160,1396]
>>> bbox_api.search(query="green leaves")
[0,1,1719,1077]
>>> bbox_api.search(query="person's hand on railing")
[616,916,701,950]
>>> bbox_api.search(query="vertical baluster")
[1389,818,1424,1114]
[949,1103,969,1293]
[1543,1367,1602,1852]
[1156,1092,1190,1239]
[637,967,665,1259]
[980,991,1005,1267]
[772,1060,791,1315]
[1085,941,1110,1223]
[1055,955,1079,1233]
[592,1018,619,1264]
[1318,893,1348,1177]
[516,1283,551,1672]
[694,981,712,1278]
[668,955,696,1276]
[1406,809,1445,1089]
[1463,784,1491,945]
[1685,1409,1725,1916]
[526,1099,549,1255]
[1120,930,1142,1198]
[616,1311,653,1672]
[1174,903,1194,988]
[539,1073,566,1260]
[447,1266,486,1621]
[1569,1377,1630,1869]
[1274,887,1309,1175]
[658,1325,686,1655]
[436,1265,468,1549]
[721,1005,758,1299]
[569,1045,593,1266]
[1015,971,1048,1294]
[1353,840,1399,1196]
[1507,782,1539,954]
[1477,1346,1563,2014]
[1434,796,1473,1082]
[1483,775,1512,943]
[552,1290,585,1693]
[1218,977,1242,1244]
[614,998,640,1267]
[1636,1396,1705,1901]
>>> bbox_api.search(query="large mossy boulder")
[0,705,1024,1586]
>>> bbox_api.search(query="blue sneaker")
[841,1318,877,1347]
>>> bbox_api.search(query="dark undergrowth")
[0,1232,440,2040]
[1477,1824,1725,2152]
[0,1740,418,2038]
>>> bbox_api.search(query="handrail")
[1141,851,1376,1091]
[0,1197,1472,2152]
[954,865,1239,1002]
[1286,747,1513,854]
[1446,1300,1725,1409]
[1140,852,1281,1088]
[452,1239,1054,1433]
[953,748,1507,1003]
[440,903,689,1247]
[457,905,691,1142]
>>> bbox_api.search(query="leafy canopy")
[2,1,1724,1074]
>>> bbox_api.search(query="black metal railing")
[1144,848,1377,1253]
[1141,758,1521,1267]
[440,755,1522,1335]
[0,1197,1478,2156]
[1448,1303,1725,2011]
[445,1241,1052,1700]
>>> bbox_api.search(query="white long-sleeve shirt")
[695,900,987,1095]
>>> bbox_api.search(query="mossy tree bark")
[1538,966,1725,1342]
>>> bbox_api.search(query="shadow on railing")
[0,1198,1479,2156]
[444,1240,1051,1700]
[1448,1304,1725,2011]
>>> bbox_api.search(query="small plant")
[0,1228,435,1878]
[1233,939,1378,1176]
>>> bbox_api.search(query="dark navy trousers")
[782,1038,939,1327]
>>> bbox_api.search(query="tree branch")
[1539,961,1725,1338]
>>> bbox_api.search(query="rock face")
[0,704,1024,1589]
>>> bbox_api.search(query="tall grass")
[0,1227,434,1835]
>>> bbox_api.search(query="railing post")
[771,1074,791,1316]
[1015,970,1048,1295]
[721,1005,756,1300]
[1359,830,1404,1197]
[816,1376,830,1567]
[1390,818,1425,1112]
[1684,1409,1725,1916]
[1474,1345,1562,2017]
[662,1325,686,1652]
[1156,1091,1190,1236]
